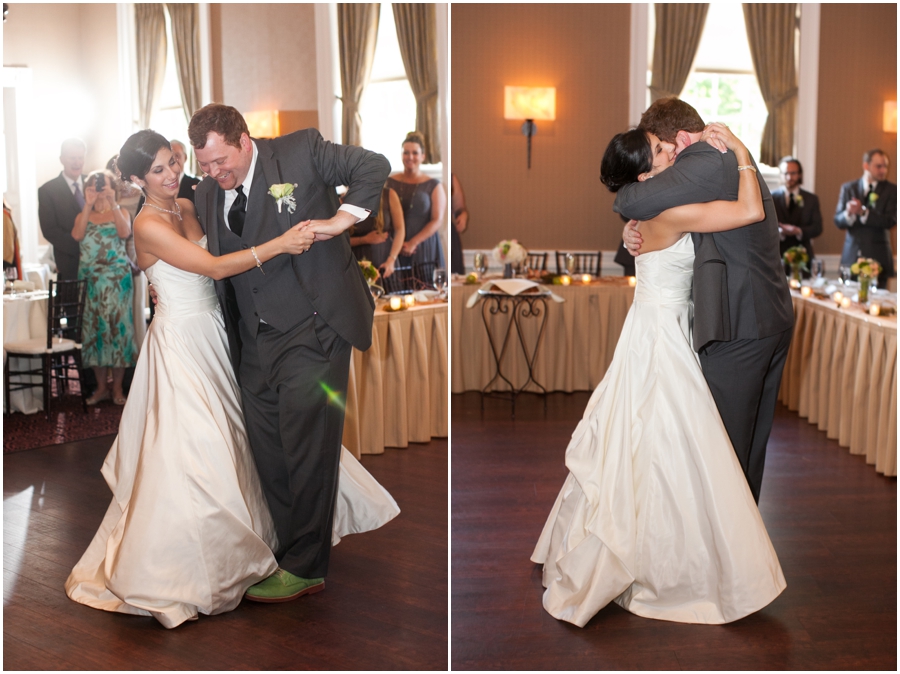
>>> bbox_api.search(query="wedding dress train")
[66,237,399,628]
[531,234,785,627]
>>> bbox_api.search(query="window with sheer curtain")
[649,3,774,169]
[354,4,439,174]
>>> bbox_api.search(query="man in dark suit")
[834,149,897,288]
[772,156,823,276]
[616,97,793,503]
[189,104,390,602]
[37,138,86,280]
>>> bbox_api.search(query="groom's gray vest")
[216,175,317,337]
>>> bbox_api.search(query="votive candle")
[628,276,637,287]
[869,303,881,316]
[789,278,801,289]
[833,290,844,305]
[560,275,571,286]
[390,296,402,311]
[581,274,591,284]
[841,297,852,309]
[800,286,812,298]
[404,294,416,308]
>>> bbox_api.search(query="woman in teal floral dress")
[72,170,136,405]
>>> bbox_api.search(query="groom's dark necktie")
[788,193,796,214]
[229,185,247,237]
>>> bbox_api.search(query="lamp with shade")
[884,101,897,134]
[504,86,556,169]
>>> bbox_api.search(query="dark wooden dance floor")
[452,392,896,671]
[4,436,448,670]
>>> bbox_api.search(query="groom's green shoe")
[244,569,325,603]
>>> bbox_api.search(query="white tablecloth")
[3,291,50,414]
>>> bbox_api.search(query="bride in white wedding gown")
[65,131,398,629]
[531,124,785,627]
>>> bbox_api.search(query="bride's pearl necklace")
[144,200,182,221]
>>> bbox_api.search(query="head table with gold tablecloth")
[779,288,897,476]
[451,276,635,394]
[343,299,448,458]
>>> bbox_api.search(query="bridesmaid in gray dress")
[350,186,406,279]
[387,132,447,282]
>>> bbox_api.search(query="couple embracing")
[532,98,794,627]
[66,105,398,628]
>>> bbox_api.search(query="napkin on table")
[466,279,564,308]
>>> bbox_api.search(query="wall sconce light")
[245,110,281,138]
[504,86,556,169]
[884,101,897,134]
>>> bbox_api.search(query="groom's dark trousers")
[197,129,390,578]
[614,142,794,503]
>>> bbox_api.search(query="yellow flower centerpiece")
[850,257,881,303]
[782,245,809,283]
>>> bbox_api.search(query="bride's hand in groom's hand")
[304,210,358,242]
[623,219,642,257]
[279,221,316,255]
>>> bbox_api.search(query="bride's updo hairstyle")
[600,129,653,193]
[116,130,171,188]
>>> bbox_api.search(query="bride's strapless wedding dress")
[531,234,785,627]
[65,237,399,629]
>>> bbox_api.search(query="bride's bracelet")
[250,246,265,274]
[737,165,757,173]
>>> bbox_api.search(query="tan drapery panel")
[338,4,380,147]
[165,3,202,174]
[135,4,168,129]
[392,3,440,163]
[743,3,798,167]
[649,4,709,103]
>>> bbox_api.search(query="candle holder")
[628,276,637,287]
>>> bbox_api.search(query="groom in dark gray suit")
[189,104,390,601]
[616,98,793,503]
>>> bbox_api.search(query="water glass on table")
[433,268,447,299]
[565,253,576,276]
[473,253,487,277]
[810,259,824,280]
[839,265,852,285]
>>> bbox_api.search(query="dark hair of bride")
[116,130,171,186]
[599,129,653,192]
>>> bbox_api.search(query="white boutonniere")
[268,183,298,214]
[868,191,879,207]
[794,193,804,208]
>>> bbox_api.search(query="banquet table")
[342,299,448,458]
[3,291,50,414]
[3,288,449,457]
[778,288,897,476]
[452,277,635,394]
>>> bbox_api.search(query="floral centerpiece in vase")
[358,259,384,299]
[492,239,528,279]
[782,245,809,284]
[850,257,881,303]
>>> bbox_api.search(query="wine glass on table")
[5,266,17,293]
[433,267,447,300]
[565,253,576,276]
[839,265,852,285]
[473,252,487,278]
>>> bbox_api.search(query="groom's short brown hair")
[639,97,705,143]
[188,104,249,150]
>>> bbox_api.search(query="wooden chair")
[555,251,601,276]
[4,279,89,417]
[526,252,548,273]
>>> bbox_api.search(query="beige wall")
[453,3,898,257]
[3,3,121,186]
[213,4,319,117]
[452,3,631,253]
[815,3,897,256]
